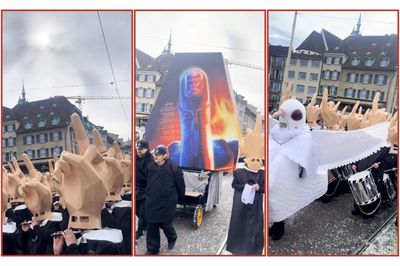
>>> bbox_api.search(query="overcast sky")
[269,11,397,49]
[2,11,131,140]
[136,11,265,114]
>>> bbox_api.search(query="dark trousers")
[136,199,146,234]
[146,221,177,253]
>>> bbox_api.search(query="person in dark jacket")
[145,145,185,255]
[135,139,153,240]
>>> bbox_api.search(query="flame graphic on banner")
[211,97,241,141]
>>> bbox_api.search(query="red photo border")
[0,9,134,257]
[267,9,400,257]
[133,9,267,257]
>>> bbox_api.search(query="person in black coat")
[135,139,153,240]
[145,145,185,255]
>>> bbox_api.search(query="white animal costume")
[269,99,389,223]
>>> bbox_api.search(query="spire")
[17,80,27,104]
[162,30,172,55]
[350,14,362,36]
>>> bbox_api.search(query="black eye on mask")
[291,109,303,121]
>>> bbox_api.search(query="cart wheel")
[193,205,204,229]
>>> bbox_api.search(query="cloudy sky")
[269,11,397,48]
[136,11,265,113]
[2,11,131,140]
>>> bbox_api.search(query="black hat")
[153,145,168,156]
[136,139,149,149]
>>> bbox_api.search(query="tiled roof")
[136,49,154,69]
[269,44,289,57]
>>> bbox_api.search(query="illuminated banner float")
[146,53,240,172]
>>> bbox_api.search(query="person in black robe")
[226,167,264,254]
[226,114,264,254]
[145,145,185,255]
[135,139,153,240]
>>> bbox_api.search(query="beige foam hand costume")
[280,82,293,104]
[369,92,387,126]
[7,157,27,203]
[111,141,132,195]
[55,113,107,229]
[50,155,67,208]
[387,112,398,146]
[347,101,362,131]
[18,154,53,222]
[337,106,348,130]
[360,109,371,129]
[320,88,340,130]
[240,114,264,172]
[92,129,124,202]
[306,93,320,128]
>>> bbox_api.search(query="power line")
[138,34,263,55]
[97,12,130,126]
[4,79,131,91]
[298,13,397,25]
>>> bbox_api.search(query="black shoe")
[145,250,159,255]
[168,240,176,249]
[351,208,361,215]
[269,222,285,241]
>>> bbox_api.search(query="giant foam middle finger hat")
[18,154,53,222]
[6,157,26,203]
[58,147,107,229]
[92,130,124,202]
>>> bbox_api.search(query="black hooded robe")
[226,168,264,255]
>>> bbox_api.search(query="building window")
[145,89,153,98]
[351,57,360,66]
[146,75,155,82]
[345,88,355,98]
[349,73,357,83]
[39,148,48,158]
[296,85,305,93]
[309,73,318,81]
[136,88,144,98]
[300,59,308,67]
[53,132,60,141]
[365,57,374,67]
[51,117,60,125]
[24,121,33,129]
[359,89,369,99]
[288,71,295,79]
[325,57,333,64]
[37,119,46,128]
[145,104,153,113]
[311,60,321,68]
[290,58,297,66]
[323,71,330,80]
[272,69,284,80]
[362,74,371,84]
[333,57,341,64]
[298,72,306,80]
[307,86,317,94]
[26,135,33,145]
[39,134,47,143]
[138,74,146,82]
[7,124,14,132]
[379,57,389,67]
[271,81,282,92]
[8,137,15,147]
[273,57,285,68]
[376,75,387,85]
[329,86,337,96]
[136,103,144,112]
[331,71,338,81]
